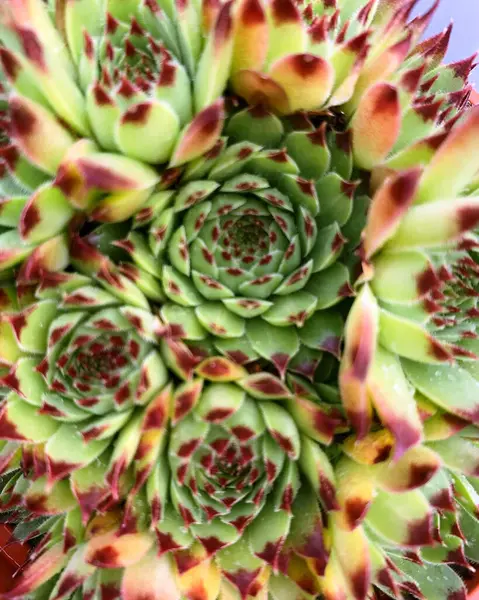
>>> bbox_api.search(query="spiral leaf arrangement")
[1,0,479,599]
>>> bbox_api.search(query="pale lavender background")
[413,0,479,88]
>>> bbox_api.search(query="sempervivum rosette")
[331,425,479,600]
[0,0,475,278]
[228,0,474,124]
[104,117,359,380]
[0,0,231,269]
[0,275,168,489]
[92,78,478,384]
[1,0,479,599]
[340,106,479,455]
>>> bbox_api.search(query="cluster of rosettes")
[1,0,479,599]
[1,270,478,600]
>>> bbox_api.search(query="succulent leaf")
[0,1,479,599]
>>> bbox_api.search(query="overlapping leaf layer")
[1,0,479,599]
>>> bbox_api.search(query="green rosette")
[0,0,478,599]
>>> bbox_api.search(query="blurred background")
[413,0,479,92]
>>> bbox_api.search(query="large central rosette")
[113,109,358,378]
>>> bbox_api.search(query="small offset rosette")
[0,278,169,513]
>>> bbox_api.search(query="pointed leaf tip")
[231,69,291,114]
[268,53,334,112]
[170,99,225,167]
[352,82,401,170]
[363,167,422,258]
[9,95,75,174]
[416,104,479,204]
[339,285,378,439]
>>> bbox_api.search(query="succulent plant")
[1,0,479,599]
